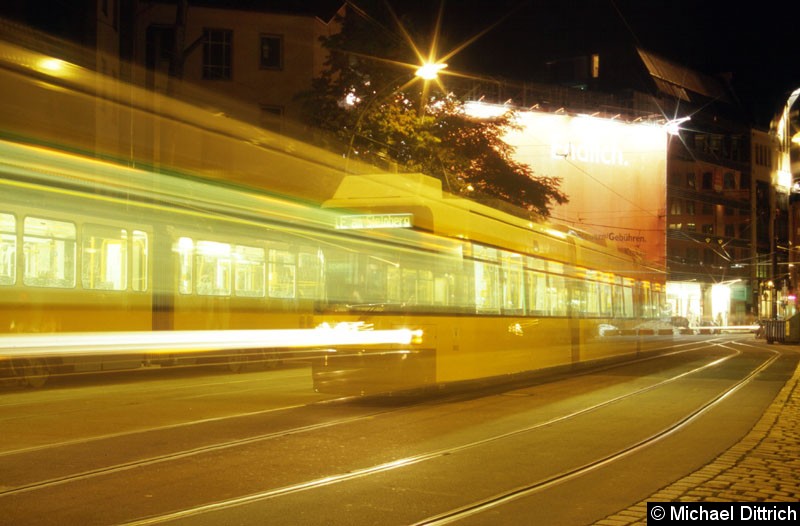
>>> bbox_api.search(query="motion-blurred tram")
[0,136,664,392]
[0,28,665,393]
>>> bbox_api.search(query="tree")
[298,1,567,218]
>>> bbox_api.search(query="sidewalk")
[594,350,800,525]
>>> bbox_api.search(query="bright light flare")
[665,116,690,136]
[38,58,66,73]
[0,323,424,358]
[415,62,447,80]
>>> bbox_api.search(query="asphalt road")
[0,335,796,525]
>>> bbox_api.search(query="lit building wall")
[501,110,668,267]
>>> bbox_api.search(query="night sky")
[379,0,800,127]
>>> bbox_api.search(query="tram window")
[0,213,15,286]
[387,265,402,303]
[195,240,231,296]
[364,257,389,303]
[587,281,601,315]
[641,282,653,318]
[474,261,500,313]
[623,278,634,317]
[612,276,625,317]
[81,224,128,291]
[547,262,568,316]
[583,271,612,316]
[572,280,589,315]
[418,269,433,305]
[234,245,265,297]
[433,274,450,306]
[402,268,418,305]
[599,278,613,316]
[451,261,473,309]
[502,253,525,314]
[297,250,323,299]
[325,250,360,304]
[472,244,498,262]
[268,248,295,299]
[526,270,548,315]
[132,231,148,292]
[176,237,193,294]
[549,275,568,316]
[23,217,76,288]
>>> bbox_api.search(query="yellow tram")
[0,30,665,393]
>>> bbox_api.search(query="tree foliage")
[298,2,567,217]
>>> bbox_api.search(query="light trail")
[0,323,423,358]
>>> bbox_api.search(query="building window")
[695,134,707,153]
[260,34,283,70]
[685,201,696,215]
[740,172,750,191]
[702,203,713,215]
[725,224,735,237]
[702,172,712,190]
[686,172,696,189]
[669,199,682,215]
[702,224,714,234]
[723,172,736,189]
[203,29,232,80]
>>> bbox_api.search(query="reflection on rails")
[0,30,666,394]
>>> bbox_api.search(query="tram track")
[0,339,783,526]
[116,343,762,526]
[0,339,708,457]
[413,344,781,525]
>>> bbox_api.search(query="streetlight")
[664,116,690,136]
[415,62,447,80]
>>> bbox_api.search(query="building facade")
[132,0,344,126]
[453,46,778,326]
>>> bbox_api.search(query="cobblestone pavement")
[593,350,800,525]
